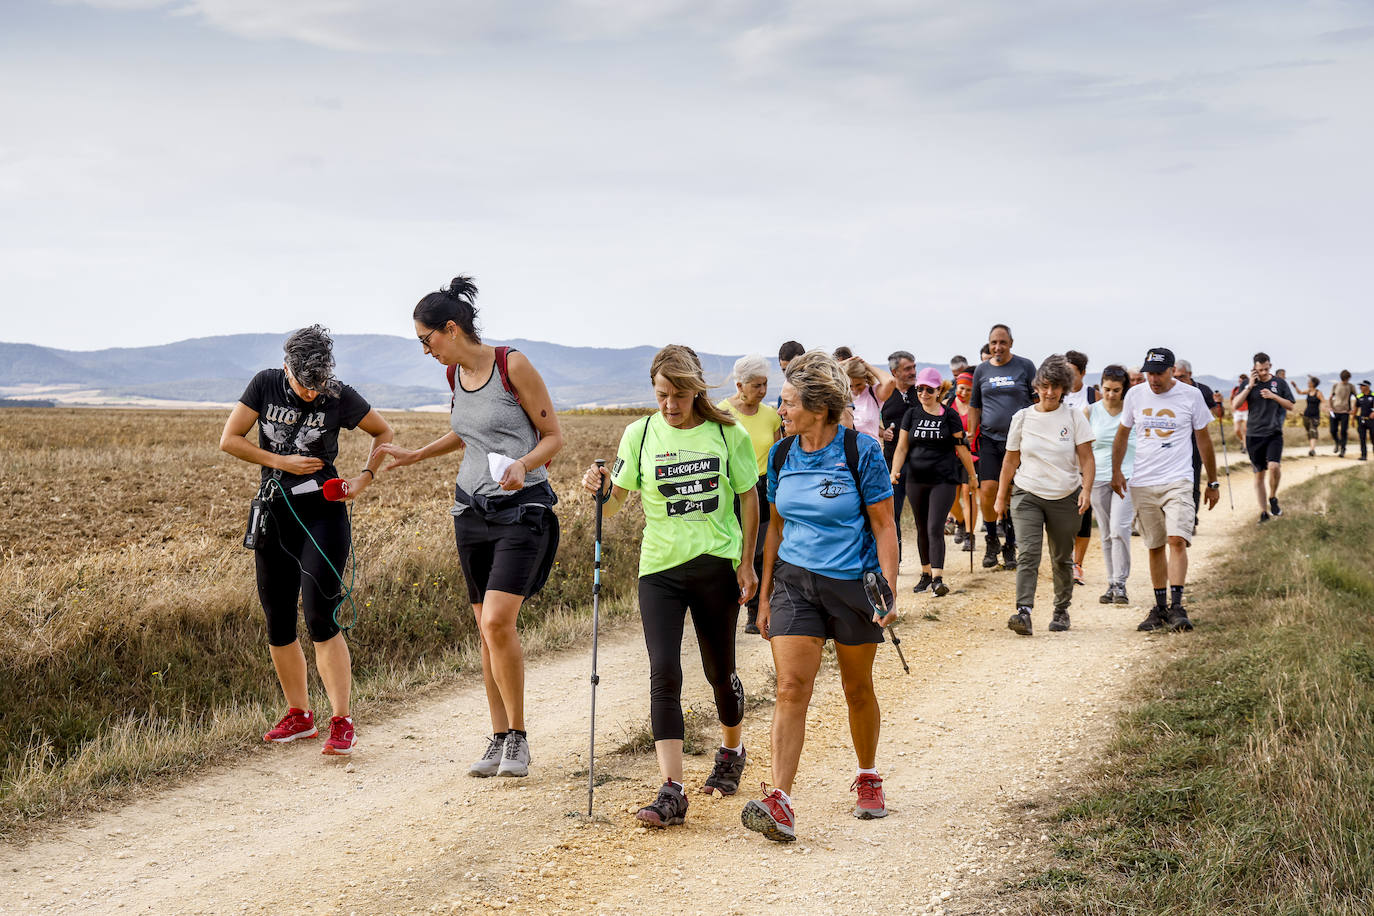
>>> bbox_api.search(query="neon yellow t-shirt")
[611,412,760,577]
[717,398,783,476]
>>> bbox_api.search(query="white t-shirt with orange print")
[1119,381,1212,488]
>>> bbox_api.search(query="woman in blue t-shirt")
[740,350,899,845]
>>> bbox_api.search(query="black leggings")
[637,554,744,741]
[906,480,958,569]
[1331,413,1350,449]
[256,492,349,647]
[733,477,770,614]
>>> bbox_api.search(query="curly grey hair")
[888,350,915,372]
[1034,354,1075,393]
[283,325,340,395]
[784,349,850,423]
[732,353,770,385]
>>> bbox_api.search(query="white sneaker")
[496,731,530,777]
[468,734,505,778]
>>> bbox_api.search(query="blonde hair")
[841,356,879,388]
[649,344,735,427]
[732,354,770,385]
[784,349,849,424]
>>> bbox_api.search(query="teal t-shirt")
[611,412,760,577]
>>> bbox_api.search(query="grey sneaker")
[496,731,530,777]
[1113,583,1130,606]
[637,781,688,827]
[1099,585,1116,605]
[468,733,505,778]
[1048,611,1070,632]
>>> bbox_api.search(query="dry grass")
[0,408,651,838]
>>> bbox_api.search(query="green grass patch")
[1017,464,1374,915]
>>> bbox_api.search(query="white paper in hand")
[488,452,520,486]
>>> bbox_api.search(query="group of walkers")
[1290,370,1373,461]
[218,277,1348,846]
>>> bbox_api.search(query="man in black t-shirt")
[881,350,916,549]
[1231,351,1294,523]
[968,323,1036,570]
[1355,380,1373,461]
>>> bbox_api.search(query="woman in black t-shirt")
[219,325,394,758]
[890,369,978,597]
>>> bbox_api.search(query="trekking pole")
[1216,417,1234,509]
[863,572,909,674]
[587,459,607,817]
[968,487,976,575]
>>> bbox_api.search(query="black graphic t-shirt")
[880,387,913,467]
[900,404,968,485]
[239,369,371,486]
[1243,376,1294,439]
[969,355,1037,441]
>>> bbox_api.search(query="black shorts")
[1077,504,1093,538]
[768,560,885,646]
[453,511,553,604]
[1246,433,1284,472]
[978,436,1008,487]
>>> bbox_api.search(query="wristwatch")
[1207,481,1220,490]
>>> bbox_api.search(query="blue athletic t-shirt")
[767,429,893,580]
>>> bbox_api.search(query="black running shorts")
[978,436,1008,487]
[767,560,885,646]
[453,512,552,604]
[1246,433,1284,472]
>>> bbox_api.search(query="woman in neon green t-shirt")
[581,344,759,830]
[718,354,781,635]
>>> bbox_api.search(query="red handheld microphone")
[322,478,350,501]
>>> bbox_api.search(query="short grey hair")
[784,349,849,424]
[888,350,915,372]
[283,325,340,395]
[1034,354,1075,393]
[1175,359,1193,373]
[732,353,770,385]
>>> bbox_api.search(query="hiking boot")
[1258,512,1271,525]
[1167,605,1194,632]
[953,523,966,545]
[744,621,761,635]
[742,784,796,843]
[321,715,356,756]
[851,773,887,819]
[982,537,1001,568]
[1114,584,1130,606]
[469,733,505,777]
[702,747,747,797]
[932,577,950,597]
[913,572,933,593]
[1072,562,1085,586]
[1048,611,1070,632]
[1309,447,1316,456]
[263,708,317,743]
[1001,543,1018,570]
[1137,606,1169,632]
[496,731,531,777]
[1269,497,1282,517]
[962,531,975,552]
[1007,607,1033,636]
[1099,585,1116,605]
[637,781,688,827]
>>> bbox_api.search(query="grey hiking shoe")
[496,731,530,777]
[637,781,688,827]
[1048,611,1070,632]
[1099,585,1116,605]
[702,747,747,797]
[468,734,505,778]
[1114,583,1130,606]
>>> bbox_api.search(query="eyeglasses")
[419,328,438,348]
[915,385,936,394]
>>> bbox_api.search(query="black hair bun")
[445,276,478,302]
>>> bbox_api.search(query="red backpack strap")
[494,346,520,405]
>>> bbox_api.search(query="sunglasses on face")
[915,385,936,394]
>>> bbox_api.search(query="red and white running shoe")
[322,716,356,756]
[852,772,887,819]
[741,783,796,843]
[263,708,317,743]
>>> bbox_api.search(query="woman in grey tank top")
[373,276,564,779]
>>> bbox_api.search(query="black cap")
[1141,347,1175,373]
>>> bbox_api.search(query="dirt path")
[2,450,1349,916]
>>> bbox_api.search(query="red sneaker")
[852,773,887,819]
[322,716,356,756]
[741,783,796,843]
[263,708,317,743]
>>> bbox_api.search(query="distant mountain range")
[1,335,1358,410]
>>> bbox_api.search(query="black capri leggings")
[637,554,745,742]
[906,480,958,569]
[256,492,349,647]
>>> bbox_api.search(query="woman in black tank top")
[1294,376,1325,456]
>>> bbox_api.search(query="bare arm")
[339,409,394,499]
[1110,424,1131,496]
[1196,426,1219,510]
[219,402,323,477]
[756,509,785,640]
[372,430,464,471]
[1075,441,1094,513]
[889,429,911,484]
[503,351,565,486]
[736,485,759,605]
[864,497,900,624]
[994,449,1021,516]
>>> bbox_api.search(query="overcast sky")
[3,0,1372,375]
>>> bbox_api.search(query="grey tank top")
[449,352,548,516]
